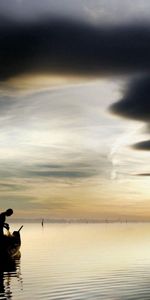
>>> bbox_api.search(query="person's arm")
[4,223,9,230]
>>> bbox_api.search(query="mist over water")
[1,223,150,299]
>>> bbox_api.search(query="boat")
[0,225,23,259]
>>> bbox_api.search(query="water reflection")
[3,223,150,299]
[0,253,22,300]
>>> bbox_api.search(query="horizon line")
[9,218,150,223]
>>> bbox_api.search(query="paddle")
[18,225,23,232]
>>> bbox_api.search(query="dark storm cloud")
[109,75,150,153]
[132,140,150,151]
[1,18,150,80]
[110,75,150,121]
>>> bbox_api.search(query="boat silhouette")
[0,225,23,259]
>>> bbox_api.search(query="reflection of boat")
[0,252,22,299]
[0,225,23,259]
[0,254,20,272]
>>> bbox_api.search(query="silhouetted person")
[0,209,13,238]
[41,219,44,227]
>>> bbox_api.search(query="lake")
[1,223,150,299]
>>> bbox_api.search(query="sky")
[0,0,150,220]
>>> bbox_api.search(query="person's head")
[5,208,13,216]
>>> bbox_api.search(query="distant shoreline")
[9,219,150,224]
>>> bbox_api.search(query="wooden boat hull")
[0,230,21,259]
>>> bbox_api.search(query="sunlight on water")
[1,223,150,299]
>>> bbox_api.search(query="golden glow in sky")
[0,76,149,220]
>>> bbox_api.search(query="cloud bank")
[2,18,150,81]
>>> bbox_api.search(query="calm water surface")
[1,223,150,299]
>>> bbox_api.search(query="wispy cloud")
[135,173,150,176]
